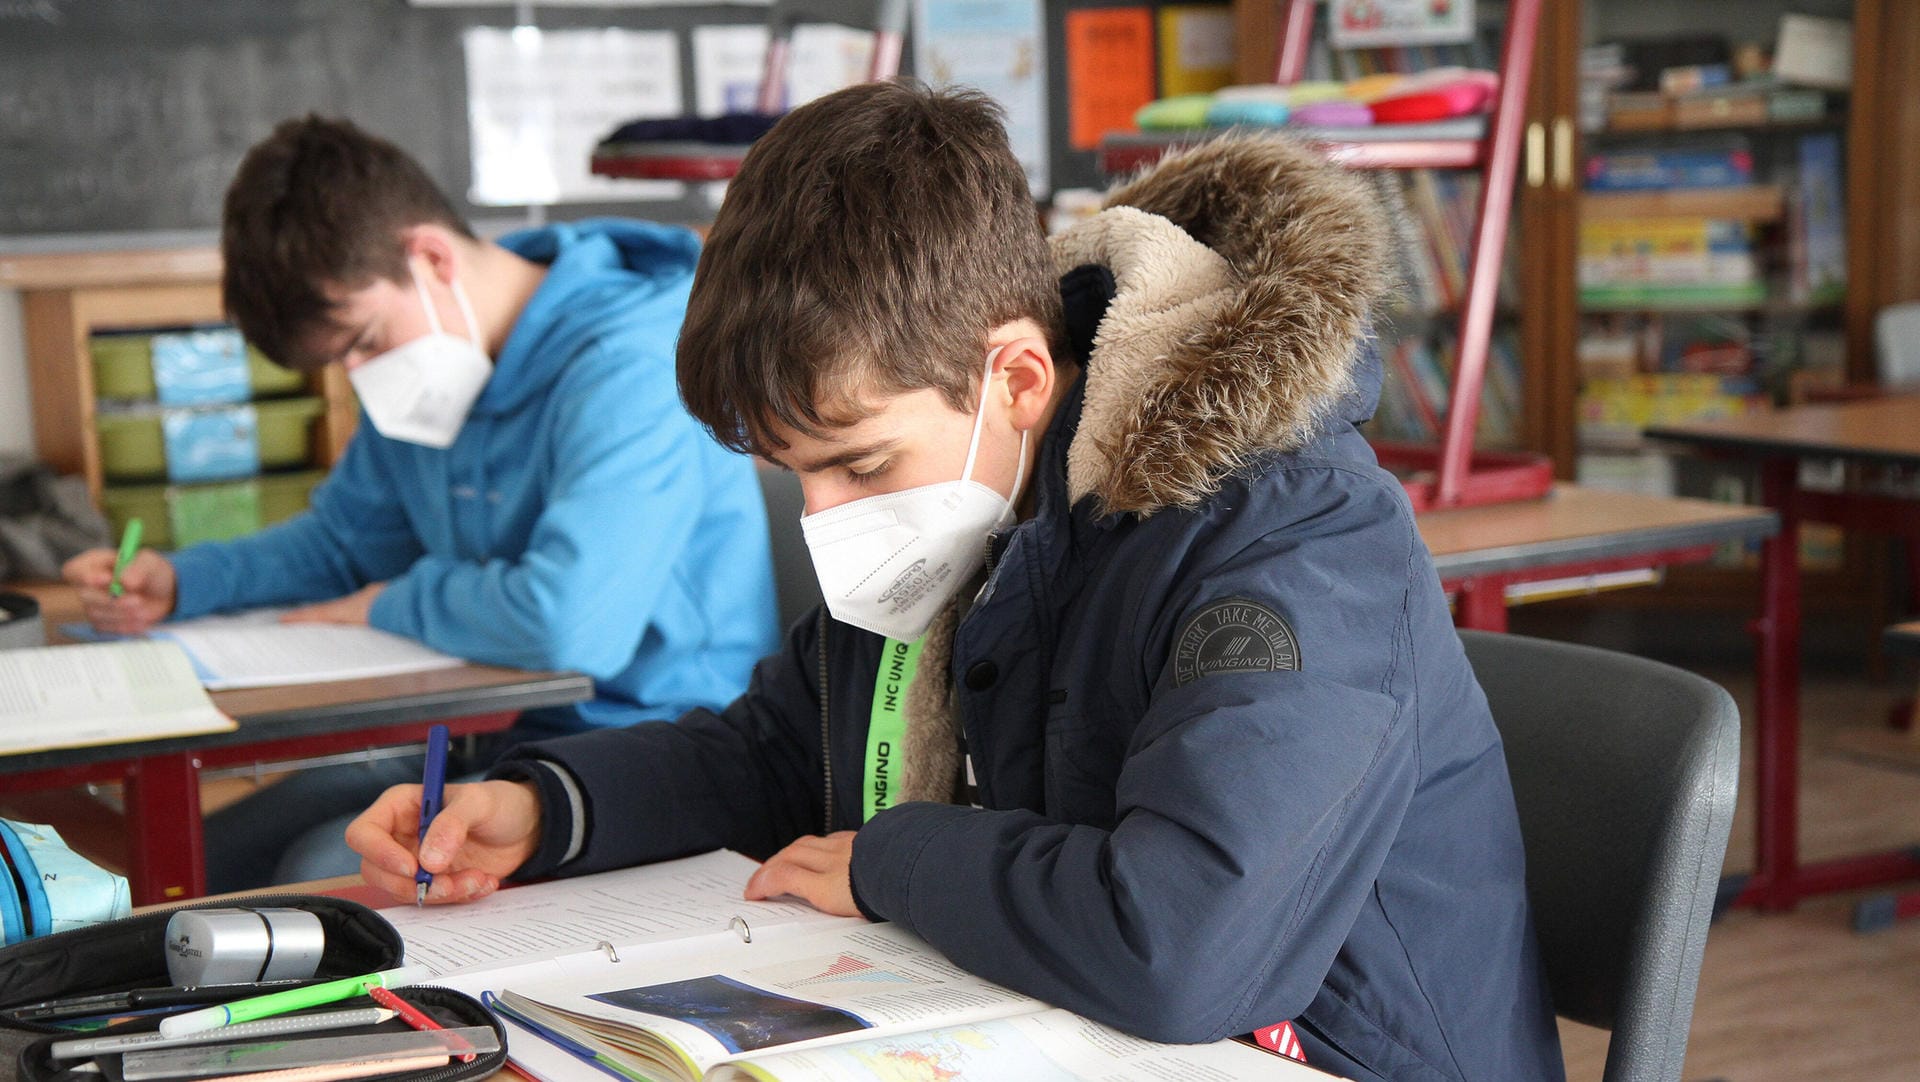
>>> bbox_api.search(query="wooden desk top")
[1420,484,1778,580]
[1645,395,1920,466]
[0,582,593,774]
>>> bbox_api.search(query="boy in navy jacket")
[348,84,1564,1080]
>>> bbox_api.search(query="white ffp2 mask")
[346,264,492,449]
[800,347,1030,641]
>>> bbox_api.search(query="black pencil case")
[0,894,507,1081]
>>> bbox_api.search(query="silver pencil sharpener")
[164,907,325,986]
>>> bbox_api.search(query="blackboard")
[0,0,769,236]
[0,0,1145,239]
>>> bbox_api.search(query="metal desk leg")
[125,753,204,906]
[1744,457,1803,911]
[1455,579,1510,632]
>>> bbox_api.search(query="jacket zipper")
[818,606,833,833]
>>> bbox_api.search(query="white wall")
[0,289,31,457]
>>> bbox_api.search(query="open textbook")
[64,607,463,689]
[0,640,235,755]
[376,851,1342,1082]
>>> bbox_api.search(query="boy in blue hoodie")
[62,116,779,891]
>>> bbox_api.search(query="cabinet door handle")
[1526,121,1546,188]
[1552,116,1575,191]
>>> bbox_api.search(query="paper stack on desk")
[0,640,236,755]
[64,607,464,690]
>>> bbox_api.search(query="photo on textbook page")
[589,974,872,1054]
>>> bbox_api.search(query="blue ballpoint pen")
[415,724,450,906]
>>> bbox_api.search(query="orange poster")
[1065,7,1156,151]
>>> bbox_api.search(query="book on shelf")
[1372,331,1522,448]
[1577,372,1761,450]
[1787,132,1846,305]
[1585,138,1754,191]
[1579,217,1763,308]
[374,850,1338,1082]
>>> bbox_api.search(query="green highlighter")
[158,965,428,1038]
[108,517,143,598]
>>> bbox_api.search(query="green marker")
[157,965,427,1038]
[108,518,143,598]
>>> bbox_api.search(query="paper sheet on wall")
[1158,5,1236,97]
[691,23,875,116]
[912,0,1049,195]
[1064,7,1154,151]
[1330,0,1475,47]
[464,26,683,205]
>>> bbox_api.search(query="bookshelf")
[2,249,357,551]
[1231,0,1920,613]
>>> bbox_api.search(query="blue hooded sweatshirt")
[171,219,779,732]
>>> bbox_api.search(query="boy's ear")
[989,330,1056,431]
[399,224,462,284]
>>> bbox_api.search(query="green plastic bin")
[94,411,168,481]
[255,397,325,468]
[247,347,309,397]
[90,334,158,400]
[98,484,174,549]
[258,471,325,526]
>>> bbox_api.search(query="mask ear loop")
[449,277,484,350]
[406,260,448,339]
[959,346,1005,485]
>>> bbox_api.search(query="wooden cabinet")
[1,247,356,510]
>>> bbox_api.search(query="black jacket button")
[965,661,998,691]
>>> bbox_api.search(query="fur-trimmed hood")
[1052,134,1393,517]
[892,137,1394,807]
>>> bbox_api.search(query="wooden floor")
[1537,633,1920,1082]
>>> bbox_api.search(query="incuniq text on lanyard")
[865,637,923,821]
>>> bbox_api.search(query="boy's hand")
[744,832,862,917]
[64,547,177,635]
[282,582,386,626]
[345,780,542,904]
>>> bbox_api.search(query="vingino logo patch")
[1172,598,1301,687]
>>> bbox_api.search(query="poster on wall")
[464,26,682,205]
[913,0,1049,195]
[1063,7,1154,151]
[1329,0,1475,48]
[691,23,875,116]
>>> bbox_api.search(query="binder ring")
[729,915,752,944]
[596,940,621,963]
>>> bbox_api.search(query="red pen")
[367,986,476,1063]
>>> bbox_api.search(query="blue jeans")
[204,741,495,894]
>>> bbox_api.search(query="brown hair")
[221,115,473,370]
[677,80,1065,455]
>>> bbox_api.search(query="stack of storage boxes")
[90,327,326,549]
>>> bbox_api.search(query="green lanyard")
[864,636,923,822]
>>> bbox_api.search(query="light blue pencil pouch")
[0,819,131,945]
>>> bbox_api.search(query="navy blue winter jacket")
[494,137,1564,1081]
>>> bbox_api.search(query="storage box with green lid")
[95,398,324,482]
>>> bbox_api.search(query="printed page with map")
[499,922,1344,1082]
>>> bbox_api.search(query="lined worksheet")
[0,640,235,754]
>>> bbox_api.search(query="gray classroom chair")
[1460,631,1739,1082]
[755,462,824,632]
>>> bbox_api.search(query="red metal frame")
[3,712,518,905]
[1442,546,1721,633]
[1107,0,1550,511]
[1731,455,1920,911]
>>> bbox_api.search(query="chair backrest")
[1877,302,1920,388]
[1458,631,1739,1082]
[755,462,825,632]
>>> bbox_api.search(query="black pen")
[128,979,321,1007]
